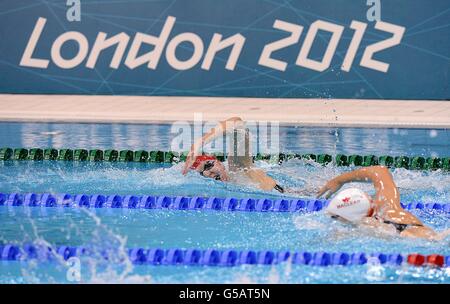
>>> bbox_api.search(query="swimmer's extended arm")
[316,166,394,199]
[434,229,450,241]
[319,166,427,229]
[182,117,244,174]
[244,168,278,191]
[399,225,438,240]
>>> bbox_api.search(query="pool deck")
[0,94,449,128]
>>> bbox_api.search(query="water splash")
[0,160,449,283]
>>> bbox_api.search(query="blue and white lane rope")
[1,192,449,213]
[1,244,449,267]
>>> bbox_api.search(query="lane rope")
[1,147,449,170]
[0,244,447,268]
[0,192,449,213]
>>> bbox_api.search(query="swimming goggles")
[199,160,221,181]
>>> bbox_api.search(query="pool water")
[0,122,449,283]
[1,122,449,157]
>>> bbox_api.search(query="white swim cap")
[326,188,372,223]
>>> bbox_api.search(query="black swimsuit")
[376,217,423,233]
[274,184,285,193]
[331,215,423,233]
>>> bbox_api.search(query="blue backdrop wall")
[0,0,448,99]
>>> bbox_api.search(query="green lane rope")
[0,147,448,171]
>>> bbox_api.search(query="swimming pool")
[0,122,449,283]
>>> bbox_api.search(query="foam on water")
[0,159,449,283]
[0,158,449,201]
[1,123,449,283]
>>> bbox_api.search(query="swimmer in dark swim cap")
[182,117,284,193]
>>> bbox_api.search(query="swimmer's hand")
[317,179,343,199]
[434,229,450,241]
[182,149,196,175]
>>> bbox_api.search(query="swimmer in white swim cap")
[325,188,374,223]
[317,166,450,240]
